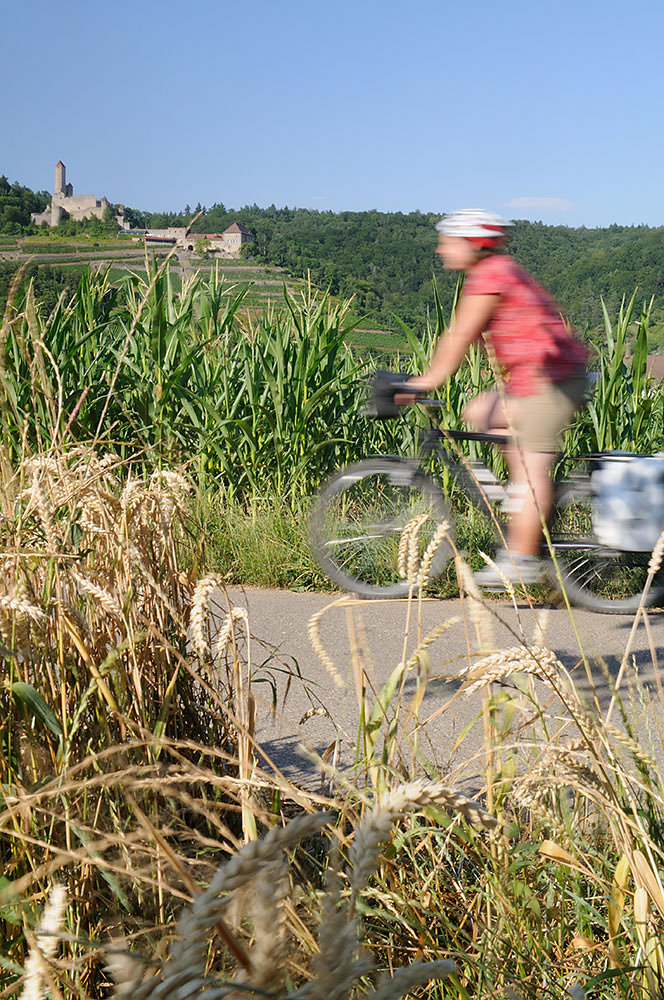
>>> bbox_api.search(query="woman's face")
[436,234,479,271]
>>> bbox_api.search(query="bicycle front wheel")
[551,481,664,613]
[311,458,454,599]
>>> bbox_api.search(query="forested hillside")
[4,171,664,342]
[195,205,664,338]
[0,176,49,232]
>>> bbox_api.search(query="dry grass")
[98,785,460,1000]
[0,443,295,993]
[5,456,664,998]
[303,538,664,998]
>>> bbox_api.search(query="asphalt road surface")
[215,587,664,791]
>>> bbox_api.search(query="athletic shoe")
[474,549,547,589]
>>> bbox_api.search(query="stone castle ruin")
[31,161,118,227]
[29,161,254,254]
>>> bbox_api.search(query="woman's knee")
[463,392,501,431]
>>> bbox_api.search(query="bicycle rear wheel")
[551,481,664,613]
[311,458,454,598]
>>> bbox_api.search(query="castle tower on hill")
[31,160,115,228]
[54,160,73,198]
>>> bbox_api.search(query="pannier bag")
[592,453,664,552]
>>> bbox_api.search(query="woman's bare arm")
[408,293,499,390]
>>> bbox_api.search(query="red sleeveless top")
[464,254,587,396]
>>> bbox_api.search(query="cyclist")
[405,209,587,587]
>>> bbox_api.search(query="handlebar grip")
[370,370,425,419]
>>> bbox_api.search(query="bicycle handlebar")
[370,371,421,418]
[368,372,510,445]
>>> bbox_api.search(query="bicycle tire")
[551,481,664,614]
[311,458,454,598]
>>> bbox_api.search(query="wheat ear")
[236,855,289,990]
[0,594,47,624]
[190,573,225,659]
[71,570,124,621]
[30,468,58,553]
[457,644,563,694]
[349,780,497,906]
[366,959,457,1000]
[105,944,149,1000]
[166,812,333,983]
[404,615,460,669]
[19,884,67,1000]
[308,849,367,1000]
[407,513,429,585]
[455,555,495,652]
[214,606,249,658]
[308,601,346,689]
[397,513,428,581]
[648,527,664,576]
[479,548,517,604]
[417,520,450,588]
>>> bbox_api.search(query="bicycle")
[310,376,664,614]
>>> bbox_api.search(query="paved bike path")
[217,587,664,789]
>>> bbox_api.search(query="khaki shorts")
[514,370,587,453]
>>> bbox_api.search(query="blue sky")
[3,0,663,227]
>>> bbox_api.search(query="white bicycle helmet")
[435,209,513,246]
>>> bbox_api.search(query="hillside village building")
[143,223,256,256]
[31,161,117,227]
[214,222,256,254]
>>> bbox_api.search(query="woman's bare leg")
[505,447,554,556]
[463,392,553,557]
[463,391,508,435]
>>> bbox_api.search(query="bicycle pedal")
[483,484,508,501]
[470,464,507,502]
[501,483,528,513]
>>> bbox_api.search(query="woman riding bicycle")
[406,209,588,587]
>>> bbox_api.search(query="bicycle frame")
[406,403,513,519]
[411,401,592,519]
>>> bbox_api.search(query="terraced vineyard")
[0,236,306,317]
[0,235,407,348]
